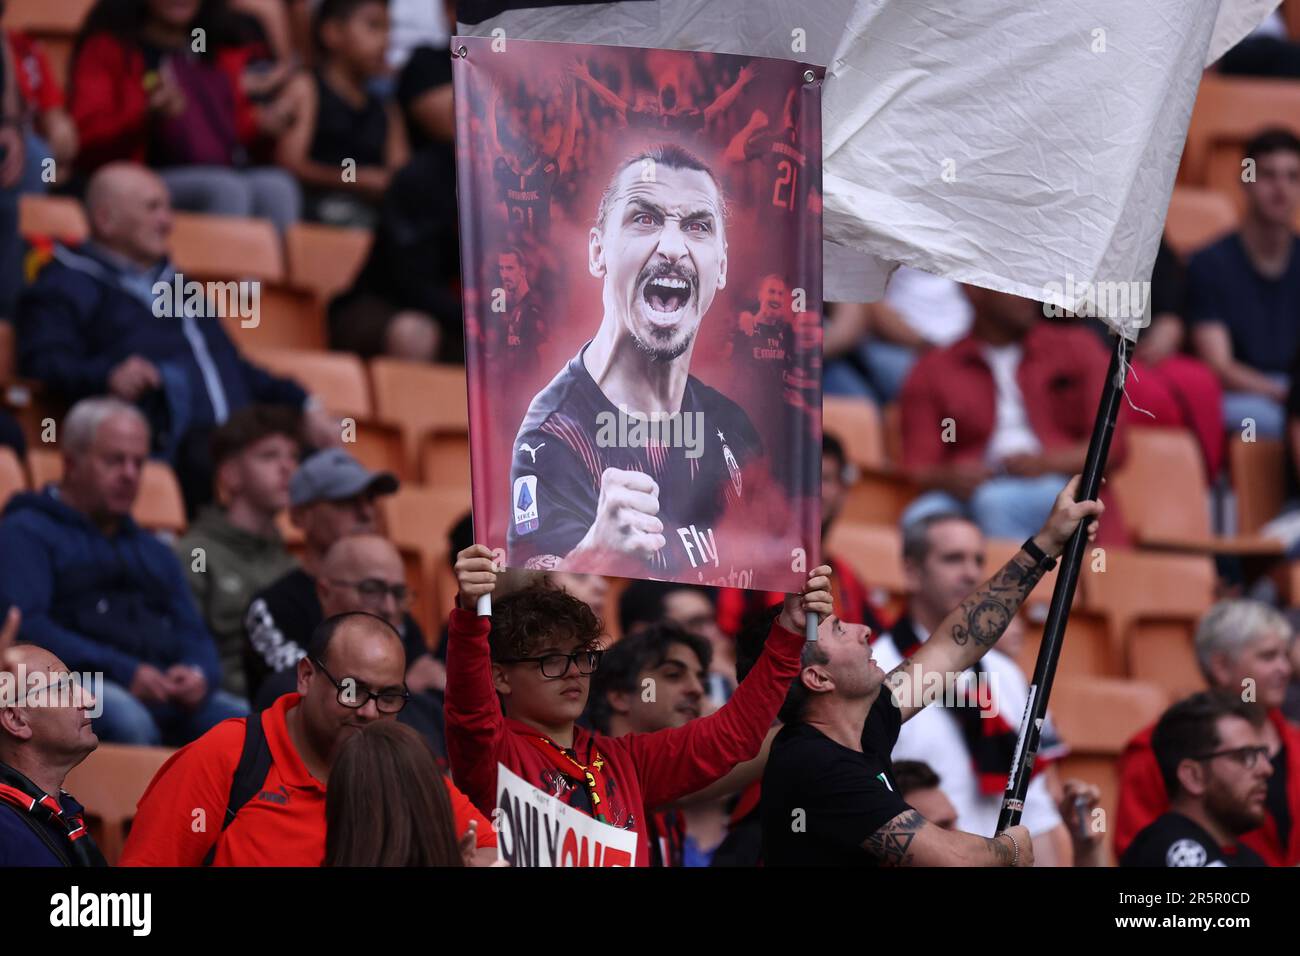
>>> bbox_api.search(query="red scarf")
[523,735,613,824]
[0,764,105,867]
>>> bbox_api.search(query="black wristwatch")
[1021,536,1057,571]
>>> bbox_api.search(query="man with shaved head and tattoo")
[759,476,1103,866]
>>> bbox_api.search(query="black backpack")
[200,711,274,867]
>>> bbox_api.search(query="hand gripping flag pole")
[995,333,1130,833]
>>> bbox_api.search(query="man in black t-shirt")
[1122,693,1272,868]
[760,478,1103,866]
[508,144,769,581]
[1188,129,1300,439]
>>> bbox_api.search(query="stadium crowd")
[2,0,1300,869]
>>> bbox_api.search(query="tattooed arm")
[863,810,1035,867]
[886,475,1104,723]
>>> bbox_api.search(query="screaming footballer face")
[590,160,728,363]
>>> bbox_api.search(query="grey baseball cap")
[289,448,399,507]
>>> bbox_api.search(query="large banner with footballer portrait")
[452,36,823,592]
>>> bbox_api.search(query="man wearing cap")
[243,448,401,703]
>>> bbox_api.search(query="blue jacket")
[17,243,307,451]
[0,488,221,690]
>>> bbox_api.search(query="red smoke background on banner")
[452,36,823,592]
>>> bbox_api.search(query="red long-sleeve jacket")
[1114,708,1300,866]
[899,323,1129,545]
[444,607,803,867]
[69,33,259,174]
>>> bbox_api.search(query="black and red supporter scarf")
[0,762,106,866]
[647,809,686,867]
[525,735,613,824]
[888,616,1019,796]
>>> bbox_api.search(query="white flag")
[459,0,1280,332]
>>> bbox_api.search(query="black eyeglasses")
[496,650,603,679]
[311,658,410,713]
[329,578,411,605]
[1192,745,1271,769]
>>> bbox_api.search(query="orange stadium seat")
[134,460,187,534]
[17,194,89,243]
[381,487,473,633]
[245,347,370,419]
[1180,74,1300,187]
[823,395,884,468]
[0,446,27,510]
[1163,186,1238,259]
[1229,436,1286,536]
[824,396,916,526]
[1050,677,1169,856]
[380,486,471,578]
[26,447,62,488]
[397,545,437,642]
[1126,616,1208,702]
[370,359,469,481]
[1081,547,1216,665]
[243,347,407,477]
[1110,426,1283,555]
[169,213,285,283]
[1014,609,1118,680]
[285,223,373,302]
[62,743,174,865]
[825,521,907,619]
[0,322,15,383]
[221,287,326,352]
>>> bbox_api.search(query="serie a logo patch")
[513,475,539,534]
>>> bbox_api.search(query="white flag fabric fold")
[459,0,1280,333]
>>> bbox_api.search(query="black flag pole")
[995,332,1132,834]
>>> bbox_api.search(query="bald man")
[121,612,496,866]
[17,161,338,513]
[0,610,108,866]
[256,534,447,753]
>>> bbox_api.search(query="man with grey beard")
[507,144,765,580]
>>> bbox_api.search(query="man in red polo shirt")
[898,286,1126,545]
[121,612,495,866]
[1116,599,1300,866]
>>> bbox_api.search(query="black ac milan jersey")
[493,154,559,235]
[744,125,807,215]
[507,344,763,578]
[1120,812,1267,868]
[734,316,792,366]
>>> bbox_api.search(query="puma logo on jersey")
[518,442,546,463]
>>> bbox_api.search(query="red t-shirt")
[120,693,494,866]
[6,30,64,114]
